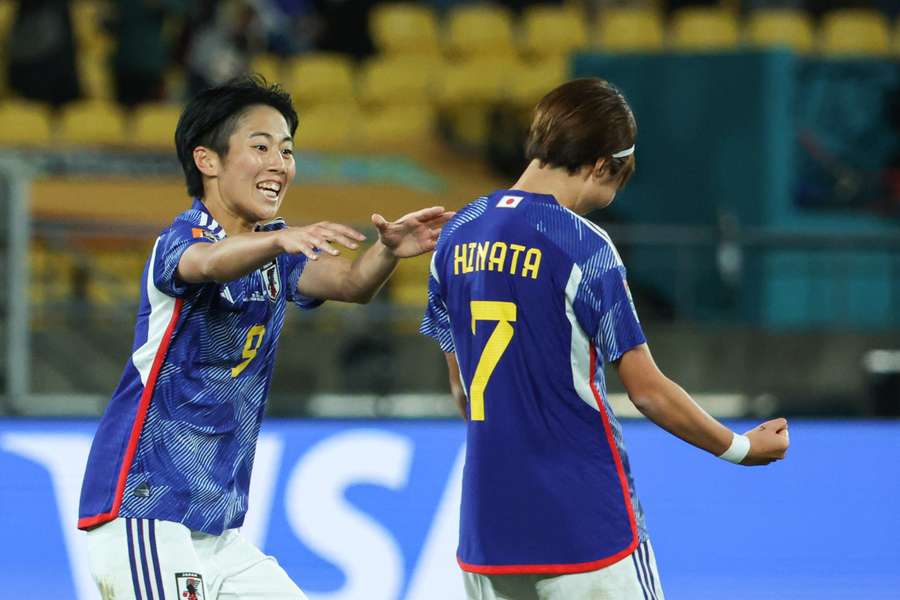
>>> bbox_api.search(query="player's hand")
[276,222,366,260]
[741,418,790,466]
[372,206,455,258]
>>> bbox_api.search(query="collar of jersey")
[191,197,285,236]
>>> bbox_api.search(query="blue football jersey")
[421,190,648,574]
[79,198,321,534]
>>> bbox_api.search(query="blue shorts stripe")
[125,518,143,600]
[631,552,650,600]
[642,542,660,599]
[136,519,155,600]
[148,520,166,600]
[638,543,658,600]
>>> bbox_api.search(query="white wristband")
[718,433,751,464]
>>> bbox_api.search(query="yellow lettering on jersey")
[453,243,467,276]
[522,248,542,280]
[452,241,542,280]
[488,242,507,271]
[508,244,526,275]
[476,242,490,271]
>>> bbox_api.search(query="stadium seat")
[522,5,589,59]
[597,7,665,52]
[746,8,814,54]
[58,100,126,146]
[670,7,741,51]
[30,246,75,311]
[362,103,436,147]
[284,53,356,108]
[446,4,516,59]
[508,57,567,107]
[895,17,900,56]
[294,102,363,151]
[131,103,182,150]
[390,253,431,308]
[250,54,283,85]
[436,56,522,146]
[820,9,890,56]
[370,3,441,56]
[71,0,113,58]
[358,55,441,107]
[79,55,114,100]
[86,250,145,306]
[0,101,53,146]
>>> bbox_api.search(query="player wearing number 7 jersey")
[420,78,790,599]
[77,76,452,599]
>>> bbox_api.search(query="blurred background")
[0,0,898,598]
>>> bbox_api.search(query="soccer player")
[420,78,790,599]
[78,77,451,599]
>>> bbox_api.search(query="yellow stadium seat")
[670,7,740,51]
[59,100,126,146]
[295,102,363,151]
[30,246,75,312]
[390,253,431,308]
[820,9,890,56]
[250,54,283,85]
[71,0,113,58]
[597,8,665,52]
[895,18,900,56]
[87,250,145,306]
[131,103,182,150]
[522,6,589,59]
[284,53,356,108]
[508,57,568,107]
[0,0,14,38]
[362,103,436,147]
[0,101,52,146]
[437,56,522,146]
[79,55,114,100]
[446,4,516,59]
[746,8,814,54]
[359,55,442,107]
[370,3,441,56]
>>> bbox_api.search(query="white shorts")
[85,517,308,600]
[463,540,664,600]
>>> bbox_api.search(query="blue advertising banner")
[1,419,898,599]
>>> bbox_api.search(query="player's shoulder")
[165,205,226,241]
[436,194,492,245]
[525,199,623,268]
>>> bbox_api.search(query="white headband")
[611,145,635,158]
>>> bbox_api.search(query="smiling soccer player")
[78,76,452,599]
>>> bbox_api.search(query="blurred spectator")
[185,0,268,95]
[110,0,189,108]
[5,0,80,108]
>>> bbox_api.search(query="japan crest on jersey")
[261,260,280,302]
[497,195,523,208]
[175,572,205,600]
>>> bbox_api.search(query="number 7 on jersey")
[469,301,517,421]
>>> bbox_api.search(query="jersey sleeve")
[152,215,216,298]
[284,252,325,310]
[576,254,647,363]
[420,254,455,353]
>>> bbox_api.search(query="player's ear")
[591,158,608,180]
[193,146,219,177]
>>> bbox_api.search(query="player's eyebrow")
[249,131,293,143]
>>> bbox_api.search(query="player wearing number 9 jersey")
[77,76,452,600]
[421,79,790,599]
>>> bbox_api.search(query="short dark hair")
[525,78,636,186]
[175,75,299,198]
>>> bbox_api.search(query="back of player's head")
[175,75,299,198]
[525,78,636,186]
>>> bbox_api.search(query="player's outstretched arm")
[297,206,453,303]
[177,222,366,284]
[615,343,790,466]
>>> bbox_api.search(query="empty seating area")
[0,1,897,152]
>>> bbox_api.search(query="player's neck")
[200,186,256,235]
[511,160,588,214]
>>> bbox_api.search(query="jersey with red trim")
[420,190,648,574]
[78,198,321,535]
